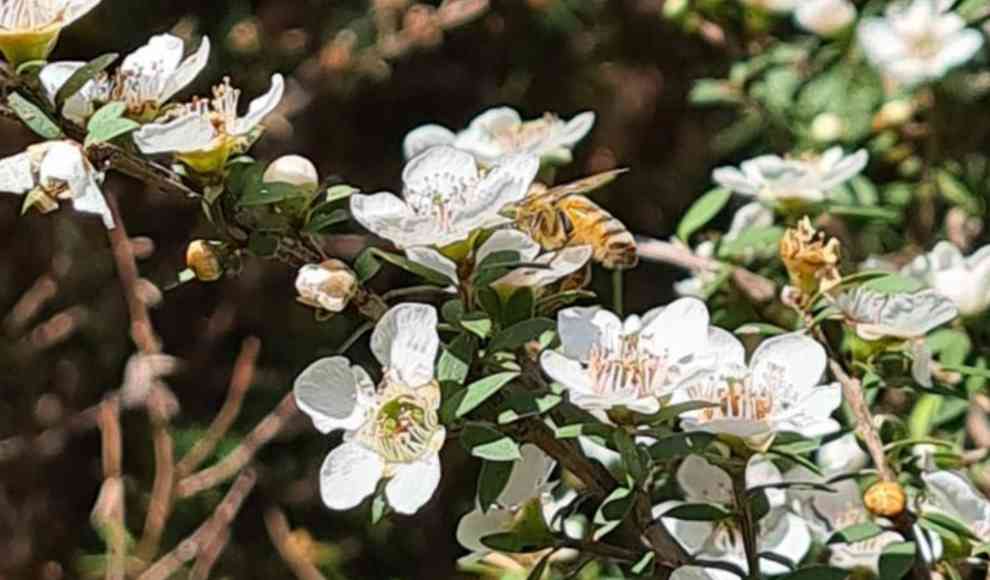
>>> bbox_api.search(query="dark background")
[0,1,739,578]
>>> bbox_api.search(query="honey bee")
[514,169,638,270]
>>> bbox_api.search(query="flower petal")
[557,111,596,148]
[540,349,595,395]
[294,356,371,433]
[232,73,285,136]
[923,470,990,541]
[161,36,211,103]
[402,146,479,198]
[71,177,115,229]
[498,444,555,508]
[370,303,439,386]
[750,332,827,392]
[319,441,384,510]
[405,247,458,286]
[0,151,36,194]
[456,153,539,230]
[133,114,218,154]
[640,297,710,361]
[476,229,541,265]
[403,124,456,160]
[456,507,514,553]
[62,0,102,27]
[122,34,185,80]
[349,191,421,245]
[386,453,442,514]
[556,306,622,361]
[677,455,733,504]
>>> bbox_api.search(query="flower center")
[688,371,778,423]
[110,66,168,116]
[710,519,744,555]
[908,31,941,60]
[372,394,438,463]
[183,77,240,136]
[0,0,61,30]
[586,334,673,399]
[405,174,480,231]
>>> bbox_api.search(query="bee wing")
[529,168,629,203]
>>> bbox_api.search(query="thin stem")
[612,269,624,316]
[731,470,761,580]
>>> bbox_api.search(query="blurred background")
[0,1,749,578]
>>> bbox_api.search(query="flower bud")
[295,259,358,313]
[864,481,907,518]
[873,100,915,131]
[186,240,225,282]
[264,155,319,192]
[794,0,856,37]
[810,113,844,143]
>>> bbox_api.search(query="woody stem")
[731,471,761,580]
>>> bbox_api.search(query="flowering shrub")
[3,1,990,579]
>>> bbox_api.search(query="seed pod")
[186,240,224,282]
[295,259,358,313]
[864,480,907,517]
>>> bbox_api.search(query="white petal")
[761,512,812,572]
[61,0,102,27]
[294,356,371,433]
[122,34,185,80]
[556,111,596,148]
[370,303,439,386]
[705,327,747,368]
[750,332,827,391]
[670,567,718,580]
[456,507,514,553]
[540,349,595,395]
[816,433,868,475]
[476,229,541,265]
[39,141,89,194]
[818,149,869,191]
[493,245,591,289]
[935,28,983,71]
[455,153,539,230]
[745,455,784,506]
[677,455,733,504]
[133,114,217,154]
[726,202,774,240]
[498,444,555,507]
[402,146,479,198]
[403,124,456,160]
[349,191,421,244]
[71,177,115,229]
[405,247,458,285]
[640,297,710,361]
[0,152,36,194]
[161,36,211,103]
[658,501,717,555]
[923,471,990,541]
[712,166,760,196]
[232,74,285,136]
[38,61,85,105]
[557,306,622,361]
[319,441,384,510]
[386,453,442,514]
[772,382,842,438]
[912,341,933,387]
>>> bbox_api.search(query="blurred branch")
[264,507,328,580]
[92,398,126,580]
[137,468,258,580]
[176,337,261,477]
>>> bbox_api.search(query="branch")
[137,468,258,580]
[92,398,126,580]
[828,360,893,482]
[264,506,329,580]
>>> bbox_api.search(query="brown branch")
[137,468,258,580]
[135,390,176,563]
[189,528,231,580]
[264,507,328,580]
[176,394,298,498]
[177,337,261,477]
[2,273,58,337]
[828,360,894,482]
[93,398,126,580]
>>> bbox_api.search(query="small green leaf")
[238,181,307,207]
[828,521,885,545]
[302,208,349,233]
[649,400,718,424]
[497,392,561,424]
[477,460,513,512]
[921,512,983,542]
[325,184,358,203]
[613,430,647,482]
[480,532,552,553]
[56,53,118,107]
[526,550,556,580]
[878,541,916,580]
[370,248,451,286]
[677,187,732,241]
[456,372,519,417]
[827,205,901,223]
[717,225,784,260]
[593,486,635,540]
[353,248,381,283]
[437,333,477,384]
[862,274,926,294]
[460,424,521,461]
[7,93,63,139]
[503,287,535,326]
[85,102,140,147]
[15,60,46,75]
[648,432,716,461]
[488,318,555,354]
[661,503,732,522]
[461,313,493,339]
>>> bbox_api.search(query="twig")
[189,528,231,580]
[93,398,126,580]
[264,506,328,580]
[135,390,176,563]
[828,360,893,482]
[177,337,261,477]
[176,394,298,498]
[2,273,58,336]
[137,469,258,580]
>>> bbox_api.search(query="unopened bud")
[873,100,915,131]
[864,481,906,517]
[810,113,844,143]
[263,155,320,192]
[295,259,358,313]
[186,240,224,282]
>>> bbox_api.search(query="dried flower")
[185,240,224,282]
[295,259,358,313]
[779,217,842,301]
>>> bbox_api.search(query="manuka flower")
[712,148,868,205]
[293,303,445,514]
[794,0,856,37]
[922,470,990,543]
[858,0,983,87]
[540,298,734,417]
[656,455,812,580]
[40,33,210,125]
[406,229,592,292]
[903,241,990,317]
[133,73,284,174]
[0,0,101,66]
[350,146,539,249]
[403,107,595,166]
[0,140,113,228]
[672,332,841,445]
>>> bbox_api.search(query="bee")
[514,169,638,270]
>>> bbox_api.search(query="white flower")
[0,140,113,228]
[817,433,869,476]
[406,229,591,290]
[403,107,595,166]
[293,303,445,514]
[0,0,101,65]
[858,0,983,87]
[712,148,868,204]
[656,455,811,580]
[833,287,958,341]
[133,73,284,174]
[672,332,841,443]
[540,298,735,417]
[903,241,990,317]
[922,470,990,543]
[456,445,556,560]
[350,146,539,249]
[795,0,856,37]
[40,33,210,125]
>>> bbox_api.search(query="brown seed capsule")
[186,240,224,282]
[864,480,907,517]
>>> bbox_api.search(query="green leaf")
[526,549,555,580]
[85,102,139,147]
[878,541,916,580]
[56,53,118,108]
[460,424,521,461]
[593,485,634,540]
[613,430,647,482]
[302,208,349,233]
[717,225,784,260]
[488,318,555,354]
[437,333,476,384]
[353,248,381,283]
[7,93,63,139]
[324,184,357,203]
[677,187,732,241]
[827,205,901,223]
[630,551,655,576]
[497,392,561,424]
[777,565,851,580]
[648,432,716,462]
[369,248,451,286]
[936,169,983,215]
[661,503,732,522]
[477,460,513,512]
[921,512,982,542]
[734,322,788,337]
[461,313,493,339]
[238,181,307,207]
[456,372,519,417]
[689,79,742,106]
[480,531,551,553]
[503,287,535,326]
[247,233,279,257]
[371,494,388,525]
[649,400,718,424]
[15,60,46,75]
[941,364,990,379]
[828,521,885,545]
